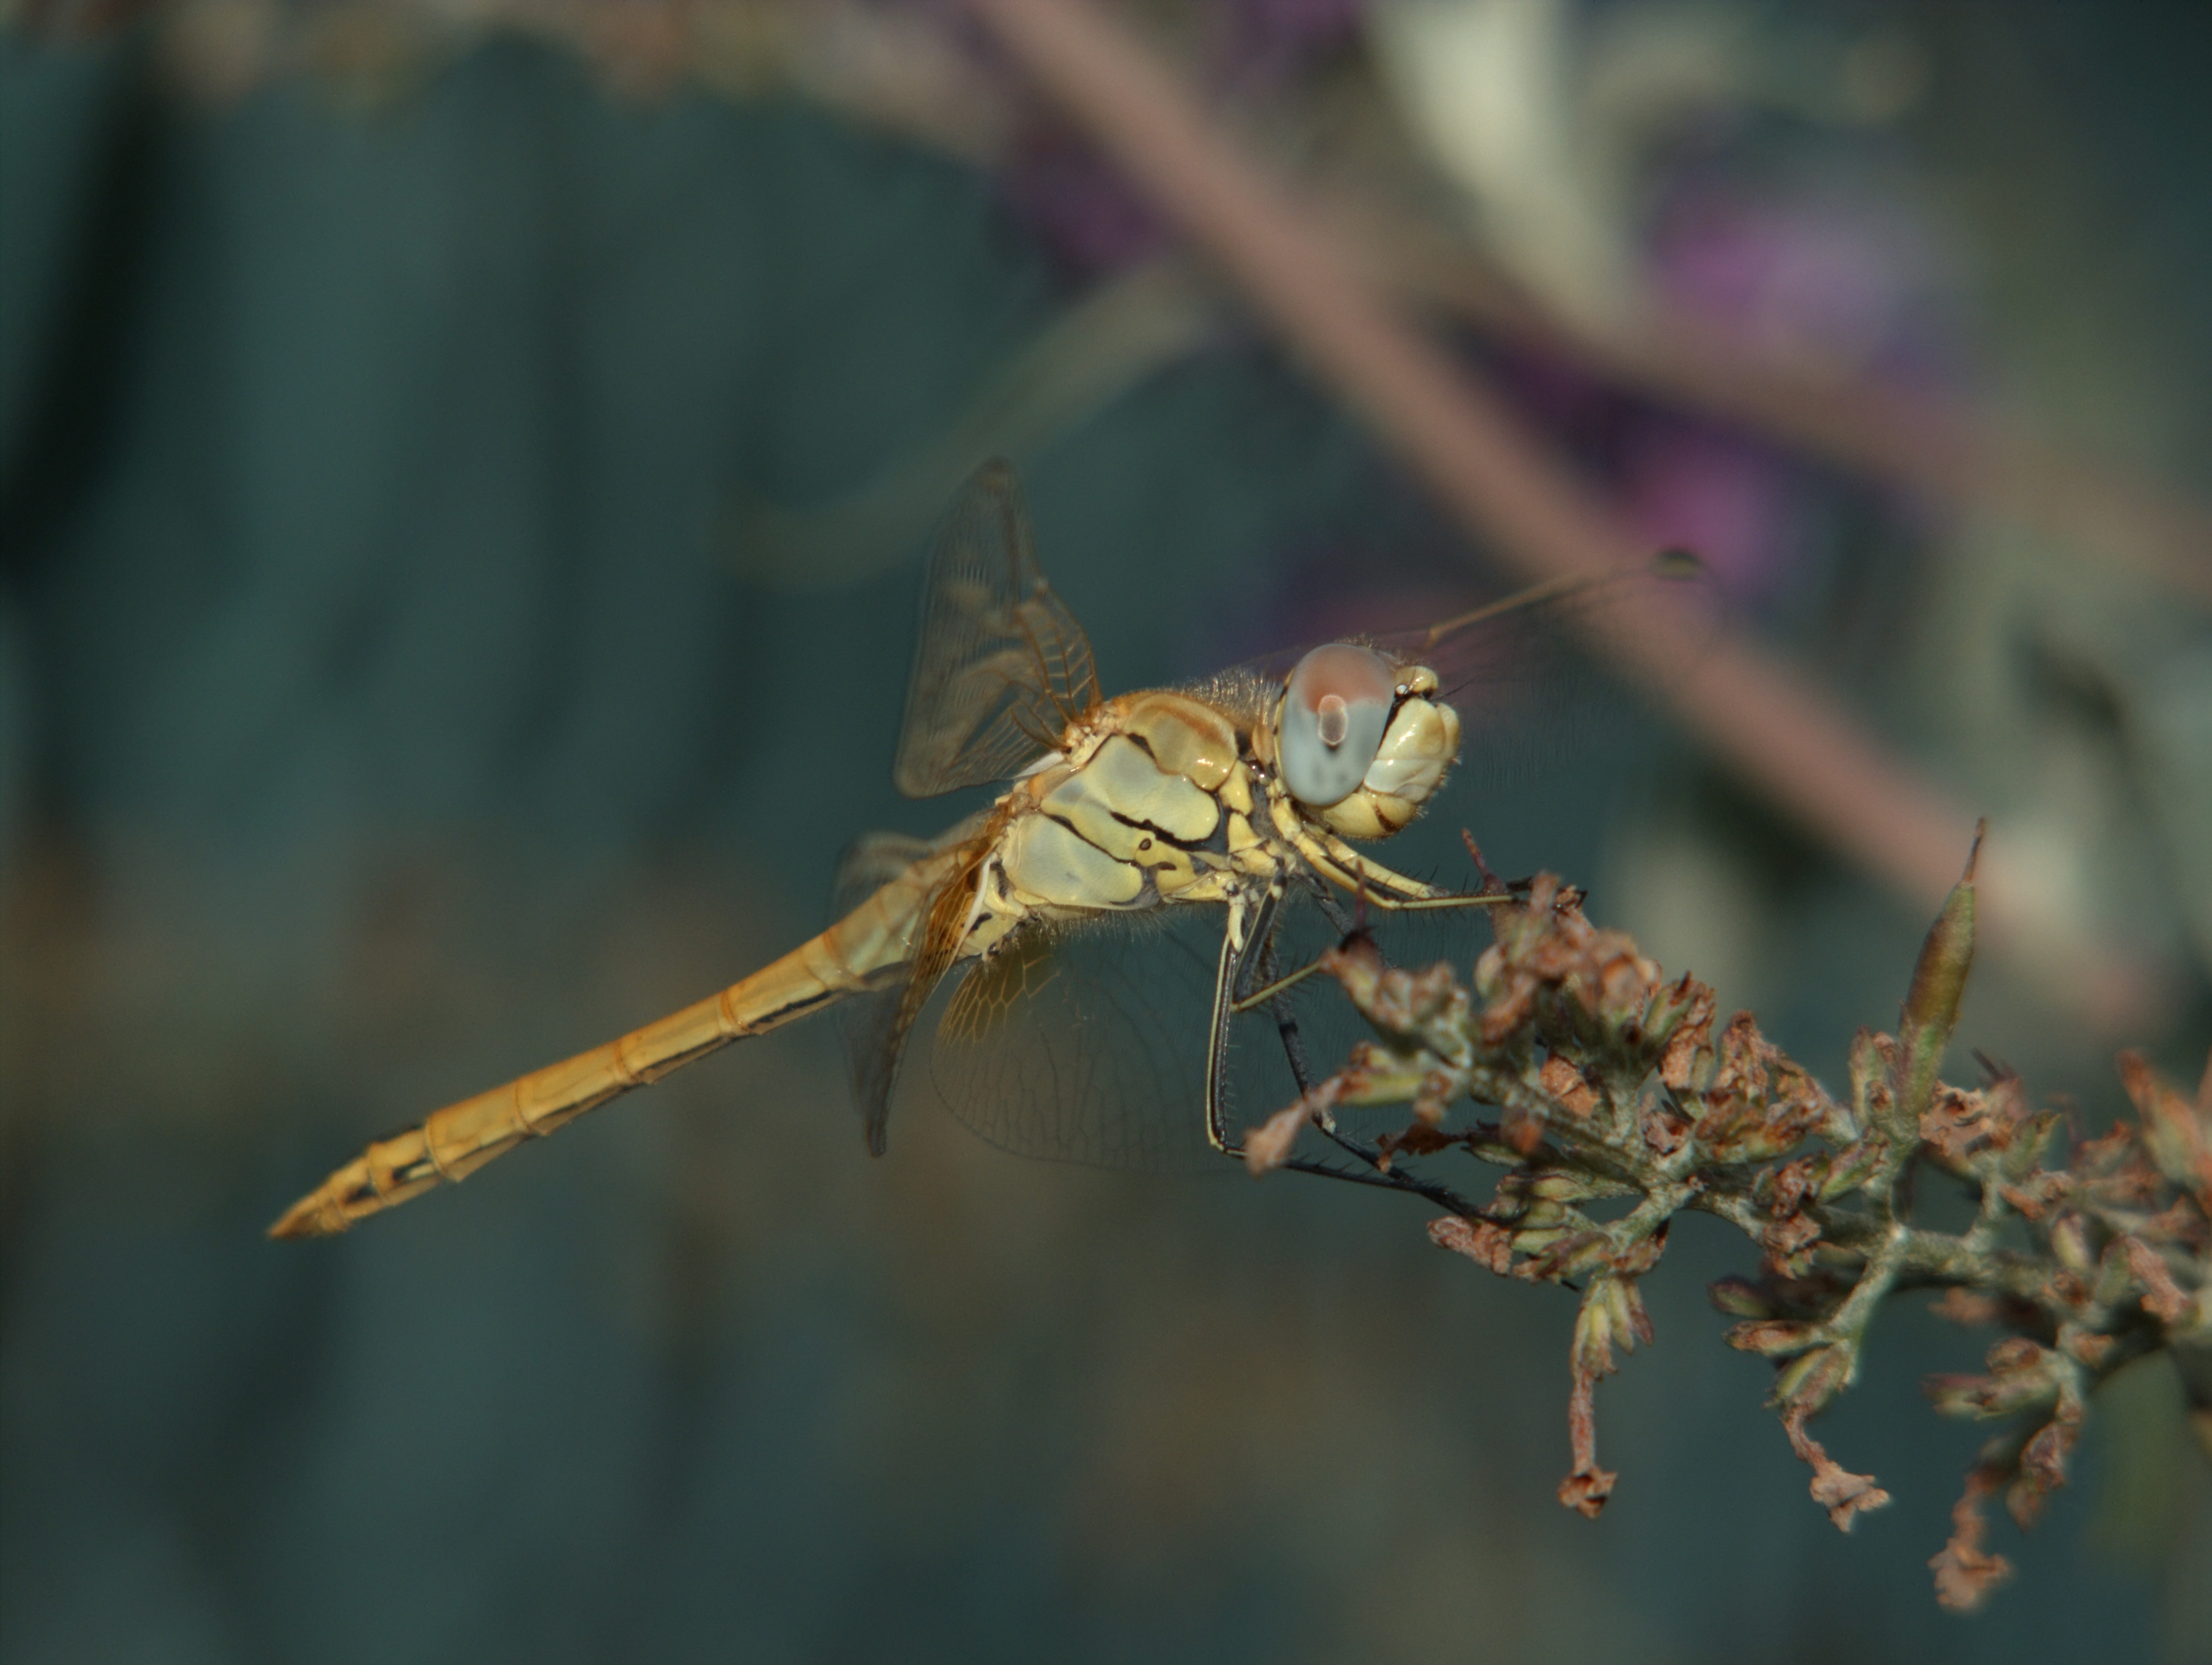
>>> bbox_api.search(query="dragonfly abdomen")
[268,847,960,1238]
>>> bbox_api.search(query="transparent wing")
[1372,552,1718,791]
[828,827,982,1155]
[893,889,1494,1173]
[892,459,1102,799]
[905,909,1224,1172]
[829,832,934,1154]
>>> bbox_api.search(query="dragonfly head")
[1268,643,1461,841]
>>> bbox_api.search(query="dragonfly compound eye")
[1278,643,1397,807]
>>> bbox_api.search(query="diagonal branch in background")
[965,0,2165,1031]
[125,0,2212,602]
[1333,204,2212,612]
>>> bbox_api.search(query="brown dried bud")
[1819,1137,1886,1200]
[1921,1085,1997,1166]
[1557,1463,1616,1519]
[1522,1230,1616,1283]
[1655,977,1716,1092]
[1762,1212,1822,1275]
[2060,1328,2115,1368]
[1641,971,1703,1045]
[1429,1214,1513,1275]
[2007,1394,2084,1529]
[1925,1339,2061,1419]
[1757,1155,1818,1214]
[1640,1094,1691,1155]
[1997,1107,2062,1183]
[2047,1213,2092,1276]
[2117,1236,2193,1325]
[1404,1064,1454,1125]
[1499,1103,1547,1157]
[2091,1239,2138,1308]
[1557,1275,1648,1520]
[1928,1289,2004,1327]
[1930,1470,2013,1612]
[1773,1351,1889,1533]
[1775,1343,1855,1416]
[1847,1028,1895,1130]
[1709,1277,1773,1319]
[1539,1054,1600,1119]
[1242,1085,1333,1176]
[2120,1049,2212,1213]
[1995,1171,2070,1221]
[1895,826,1981,1132]
[1727,1319,1821,1358]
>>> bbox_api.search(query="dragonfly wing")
[910,909,1227,1172]
[898,888,1482,1174]
[1377,553,1719,791]
[828,829,975,1155]
[892,459,1102,799]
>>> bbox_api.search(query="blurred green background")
[2,2,2206,1661]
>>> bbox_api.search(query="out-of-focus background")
[1,1,2206,1660]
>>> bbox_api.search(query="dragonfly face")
[270,457,1703,1237]
[1267,646,1462,842]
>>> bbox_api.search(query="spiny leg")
[1201,889,1265,1154]
[1239,906,1317,1100]
[1248,883,1485,1210]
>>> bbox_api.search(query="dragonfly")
[271,460,1702,1238]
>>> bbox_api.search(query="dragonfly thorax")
[987,691,1266,921]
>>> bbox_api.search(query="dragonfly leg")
[1286,820,1512,914]
[1202,926,1242,1155]
[1238,909,1320,1102]
[1309,880,1356,936]
[1203,886,1281,1155]
[1370,892,1513,913]
[1205,879,1495,1215]
[1262,970,1319,1107]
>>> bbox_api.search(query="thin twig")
[1326,199,2212,609]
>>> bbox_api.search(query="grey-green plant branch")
[1244,832,2212,1611]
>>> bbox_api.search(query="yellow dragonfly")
[272,461,1700,1238]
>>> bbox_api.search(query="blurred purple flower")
[1649,188,1963,388]
[1217,0,1367,84]
[1460,174,1966,607]
[1484,341,1807,606]
[1618,420,1798,603]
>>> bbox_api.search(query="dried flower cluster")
[1245,836,2211,1610]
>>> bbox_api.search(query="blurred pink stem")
[968,0,2152,1026]
[1348,215,2212,608]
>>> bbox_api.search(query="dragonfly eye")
[1316,694,1351,747]
[1277,643,1396,807]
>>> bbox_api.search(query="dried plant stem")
[1245,837,2209,1611]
